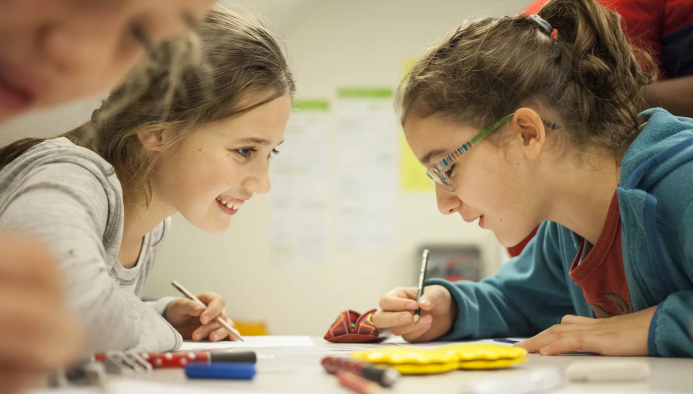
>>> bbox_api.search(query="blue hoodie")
[426,108,693,357]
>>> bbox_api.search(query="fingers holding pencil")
[169,281,244,342]
[194,292,237,342]
[197,292,227,325]
[373,285,456,343]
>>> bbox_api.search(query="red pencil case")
[324,309,390,343]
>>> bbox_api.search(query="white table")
[116,337,693,393]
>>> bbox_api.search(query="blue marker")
[185,362,256,380]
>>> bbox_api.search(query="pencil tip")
[413,315,419,324]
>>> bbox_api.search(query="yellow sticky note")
[400,57,434,192]
[403,58,417,75]
[400,133,435,192]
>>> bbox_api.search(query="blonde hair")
[0,7,295,207]
[398,0,656,162]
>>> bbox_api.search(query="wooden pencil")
[171,280,244,342]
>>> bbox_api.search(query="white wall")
[0,95,102,146]
[0,0,527,336]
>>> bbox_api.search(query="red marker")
[322,356,400,387]
[94,351,256,368]
[337,371,380,394]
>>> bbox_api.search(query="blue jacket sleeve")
[649,200,693,357]
[649,291,693,357]
[429,222,578,341]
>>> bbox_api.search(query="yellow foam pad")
[437,344,528,361]
[351,344,528,374]
[384,362,460,375]
[350,348,458,365]
[373,357,527,375]
[457,357,527,370]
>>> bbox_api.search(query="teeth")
[216,196,243,210]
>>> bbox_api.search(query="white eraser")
[566,360,651,382]
[466,368,562,394]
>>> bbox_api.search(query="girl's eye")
[235,147,257,158]
[268,148,280,159]
[445,164,455,178]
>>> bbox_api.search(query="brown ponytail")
[539,0,655,152]
[399,0,657,162]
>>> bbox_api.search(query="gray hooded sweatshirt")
[0,137,182,353]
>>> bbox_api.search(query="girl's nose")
[436,183,462,215]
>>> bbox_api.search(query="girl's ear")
[512,107,546,161]
[136,126,173,152]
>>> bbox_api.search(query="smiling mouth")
[0,58,44,112]
[216,196,245,211]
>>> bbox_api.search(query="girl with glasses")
[372,0,693,357]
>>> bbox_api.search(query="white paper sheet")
[29,380,670,394]
[109,381,231,394]
[31,380,306,394]
[178,335,315,351]
[269,102,331,264]
[381,335,526,348]
[336,89,398,252]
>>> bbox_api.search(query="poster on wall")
[336,88,398,253]
[269,100,331,264]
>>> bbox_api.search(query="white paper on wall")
[269,101,331,264]
[336,88,398,253]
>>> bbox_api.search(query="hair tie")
[529,14,553,36]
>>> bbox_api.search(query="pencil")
[493,338,520,344]
[413,249,430,324]
[171,280,244,342]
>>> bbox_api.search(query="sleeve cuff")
[647,304,662,357]
[424,278,469,341]
[145,296,180,316]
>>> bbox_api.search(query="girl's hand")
[0,236,83,394]
[515,306,657,356]
[372,285,458,343]
[163,292,237,342]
